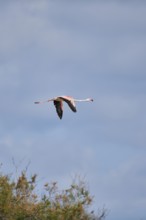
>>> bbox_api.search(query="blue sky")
[0,1,146,219]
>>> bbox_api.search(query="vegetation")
[0,169,106,220]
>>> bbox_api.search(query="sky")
[0,0,146,219]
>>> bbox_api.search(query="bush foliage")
[0,169,106,220]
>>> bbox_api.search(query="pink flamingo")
[34,95,93,119]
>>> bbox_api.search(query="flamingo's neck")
[74,98,90,102]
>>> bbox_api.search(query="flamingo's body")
[34,96,93,119]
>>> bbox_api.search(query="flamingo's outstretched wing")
[60,97,77,112]
[54,100,63,119]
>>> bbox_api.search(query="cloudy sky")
[0,1,146,219]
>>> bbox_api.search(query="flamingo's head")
[87,98,93,102]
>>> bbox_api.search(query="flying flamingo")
[34,95,93,119]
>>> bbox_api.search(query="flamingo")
[34,95,93,119]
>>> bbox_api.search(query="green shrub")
[0,170,106,220]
